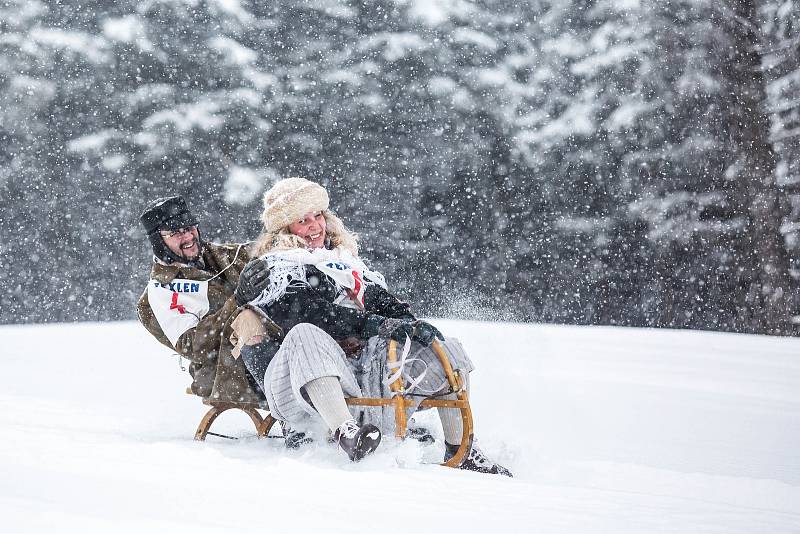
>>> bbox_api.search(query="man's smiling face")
[161,226,201,262]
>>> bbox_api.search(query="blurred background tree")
[0,0,797,334]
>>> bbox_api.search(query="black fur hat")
[140,196,198,235]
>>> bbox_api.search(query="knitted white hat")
[261,177,330,232]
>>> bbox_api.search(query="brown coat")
[137,242,265,404]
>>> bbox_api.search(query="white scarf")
[250,246,387,310]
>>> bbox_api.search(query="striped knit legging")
[262,323,474,432]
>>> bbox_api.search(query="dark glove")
[234,259,270,305]
[363,314,411,341]
[378,317,415,343]
[369,316,443,346]
[409,320,444,346]
[362,314,387,339]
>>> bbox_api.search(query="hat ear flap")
[148,232,179,264]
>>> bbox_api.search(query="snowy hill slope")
[1,320,799,533]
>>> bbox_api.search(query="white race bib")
[315,260,366,306]
[147,279,210,346]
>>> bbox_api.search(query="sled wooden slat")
[345,398,400,407]
[387,339,408,438]
[419,398,469,410]
[345,397,469,409]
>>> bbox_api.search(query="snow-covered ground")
[1,320,799,533]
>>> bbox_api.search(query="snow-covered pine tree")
[762,0,800,325]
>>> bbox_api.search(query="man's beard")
[179,237,203,264]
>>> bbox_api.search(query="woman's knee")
[284,322,329,342]
[280,323,346,360]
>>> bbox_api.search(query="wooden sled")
[193,339,474,467]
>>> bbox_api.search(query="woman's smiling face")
[288,211,327,249]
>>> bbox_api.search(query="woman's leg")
[264,323,361,422]
[264,323,381,461]
[303,376,356,431]
[437,370,470,445]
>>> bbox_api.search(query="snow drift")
[1,320,798,533]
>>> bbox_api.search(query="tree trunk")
[724,0,794,334]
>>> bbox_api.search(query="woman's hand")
[372,317,444,346]
[408,320,444,346]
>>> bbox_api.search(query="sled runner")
[193,399,277,441]
[193,339,474,467]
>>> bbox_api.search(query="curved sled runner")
[194,399,278,441]
[193,339,474,467]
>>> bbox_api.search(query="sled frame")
[345,339,474,468]
[193,340,473,467]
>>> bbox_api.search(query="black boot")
[445,440,513,477]
[334,419,382,462]
[281,422,314,450]
[407,426,435,444]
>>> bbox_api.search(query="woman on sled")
[234,177,511,476]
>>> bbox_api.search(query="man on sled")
[136,196,274,406]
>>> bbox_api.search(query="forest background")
[1,0,798,335]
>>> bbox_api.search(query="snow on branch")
[28,28,111,64]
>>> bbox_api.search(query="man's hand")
[234,259,270,305]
